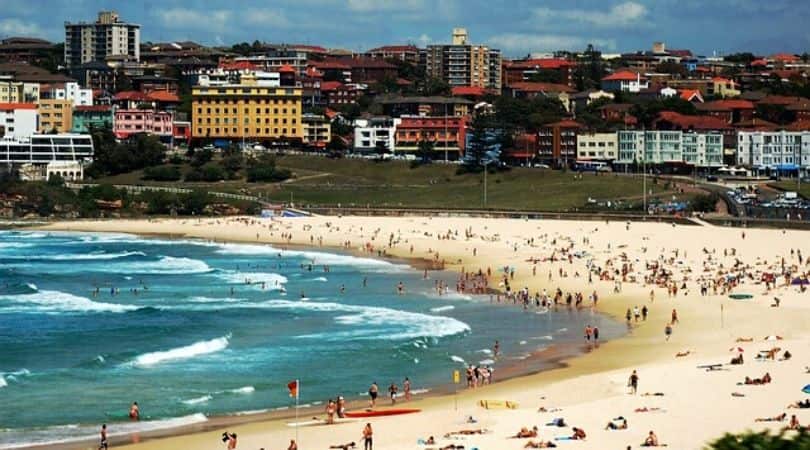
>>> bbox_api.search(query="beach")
[34,215,810,450]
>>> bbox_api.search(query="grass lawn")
[771,181,810,199]
[90,155,690,212]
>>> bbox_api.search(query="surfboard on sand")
[478,399,519,409]
[286,417,359,427]
[344,408,421,418]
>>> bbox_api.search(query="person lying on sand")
[730,354,744,365]
[545,418,566,427]
[524,440,557,448]
[444,429,487,437]
[513,426,539,438]
[642,392,665,397]
[785,415,802,431]
[788,399,810,409]
[675,351,691,358]
[736,337,754,343]
[634,407,664,413]
[605,417,628,430]
[537,406,561,413]
[329,442,356,450]
[571,427,586,440]
[755,413,787,422]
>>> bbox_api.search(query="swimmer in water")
[129,402,139,420]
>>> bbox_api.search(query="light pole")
[483,160,489,208]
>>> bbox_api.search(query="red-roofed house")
[601,71,649,93]
[320,81,359,106]
[711,77,740,98]
[503,58,575,87]
[785,119,810,131]
[734,117,780,132]
[219,60,259,71]
[395,115,469,156]
[0,103,37,138]
[787,99,810,120]
[771,53,800,64]
[696,99,755,124]
[111,91,151,109]
[538,119,584,167]
[679,89,704,103]
[451,86,488,99]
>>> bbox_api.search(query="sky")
[2,0,810,57]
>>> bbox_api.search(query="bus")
[574,160,611,172]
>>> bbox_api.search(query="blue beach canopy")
[803,384,810,394]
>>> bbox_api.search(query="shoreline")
[23,216,810,449]
[3,227,617,450]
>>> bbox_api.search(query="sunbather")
[788,399,810,409]
[755,413,787,422]
[329,442,356,450]
[524,440,557,448]
[605,418,628,430]
[642,430,660,447]
[514,426,539,438]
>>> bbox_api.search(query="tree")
[656,61,687,78]
[143,165,182,181]
[181,190,209,215]
[190,147,213,168]
[327,136,347,152]
[415,139,434,164]
[245,155,292,182]
[465,113,496,169]
[87,130,167,177]
[724,52,757,65]
[374,140,390,160]
[422,77,451,96]
[707,429,809,449]
[756,104,795,125]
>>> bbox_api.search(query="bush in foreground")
[707,429,809,450]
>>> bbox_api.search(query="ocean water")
[0,230,625,448]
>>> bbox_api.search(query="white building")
[353,117,400,153]
[601,71,649,93]
[0,103,38,139]
[617,130,723,167]
[0,134,94,181]
[577,133,618,161]
[64,11,140,68]
[44,82,93,106]
[737,131,810,176]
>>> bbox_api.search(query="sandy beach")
[36,215,810,450]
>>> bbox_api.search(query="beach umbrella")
[729,347,744,353]
[803,384,810,394]
[764,335,781,341]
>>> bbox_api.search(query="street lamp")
[483,159,489,208]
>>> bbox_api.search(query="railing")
[65,183,266,204]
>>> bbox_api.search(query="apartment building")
[0,78,40,103]
[395,115,468,157]
[576,133,618,161]
[0,103,38,138]
[737,131,810,176]
[301,114,331,148]
[64,11,140,68]
[538,119,583,167]
[72,105,113,133]
[114,109,173,141]
[617,130,724,168]
[40,81,93,106]
[424,28,502,90]
[192,80,303,142]
[0,134,94,181]
[38,99,73,133]
[353,117,400,153]
[365,45,420,64]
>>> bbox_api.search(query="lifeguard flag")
[287,380,299,399]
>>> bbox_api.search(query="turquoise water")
[0,230,624,448]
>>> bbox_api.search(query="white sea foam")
[4,251,146,261]
[479,358,495,365]
[130,335,231,368]
[312,276,328,282]
[229,386,255,395]
[265,300,470,341]
[0,377,6,388]
[429,305,455,313]
[216,244,407,271]
[0,414,208,450]
[477,348,493,354]
[450,355,466,364]
[216,271,288,289]
[182,395,213,405]
[0,290,137,314]
[25,283,37,292]
[118,256,212,275]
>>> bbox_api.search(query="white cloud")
[488,33,616,53]
[417,33,432,46]
[533,1,647,28]
[243,10,290,28]
[156,9,232,30]
[0,18,44,37]
[346,0,425,12]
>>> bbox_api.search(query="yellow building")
[192,82,303,141]
[0,80,40,103]
[712,77,740,98]
[38,99,73,133]
[301,114,331,148]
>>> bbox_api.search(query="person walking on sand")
[388,382,398,405]
[403,377,411,401]
[671,309,679,324]
[287,439,298,450]
[629,370,639,395]
[368,382,379,408]
[363,423,373,450]
[665,323,673,341]
[99,424,108,450]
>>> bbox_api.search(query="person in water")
[129,402,139,420]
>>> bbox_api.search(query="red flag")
[287,380,299,399]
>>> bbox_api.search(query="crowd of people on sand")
[94,217,809,450]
